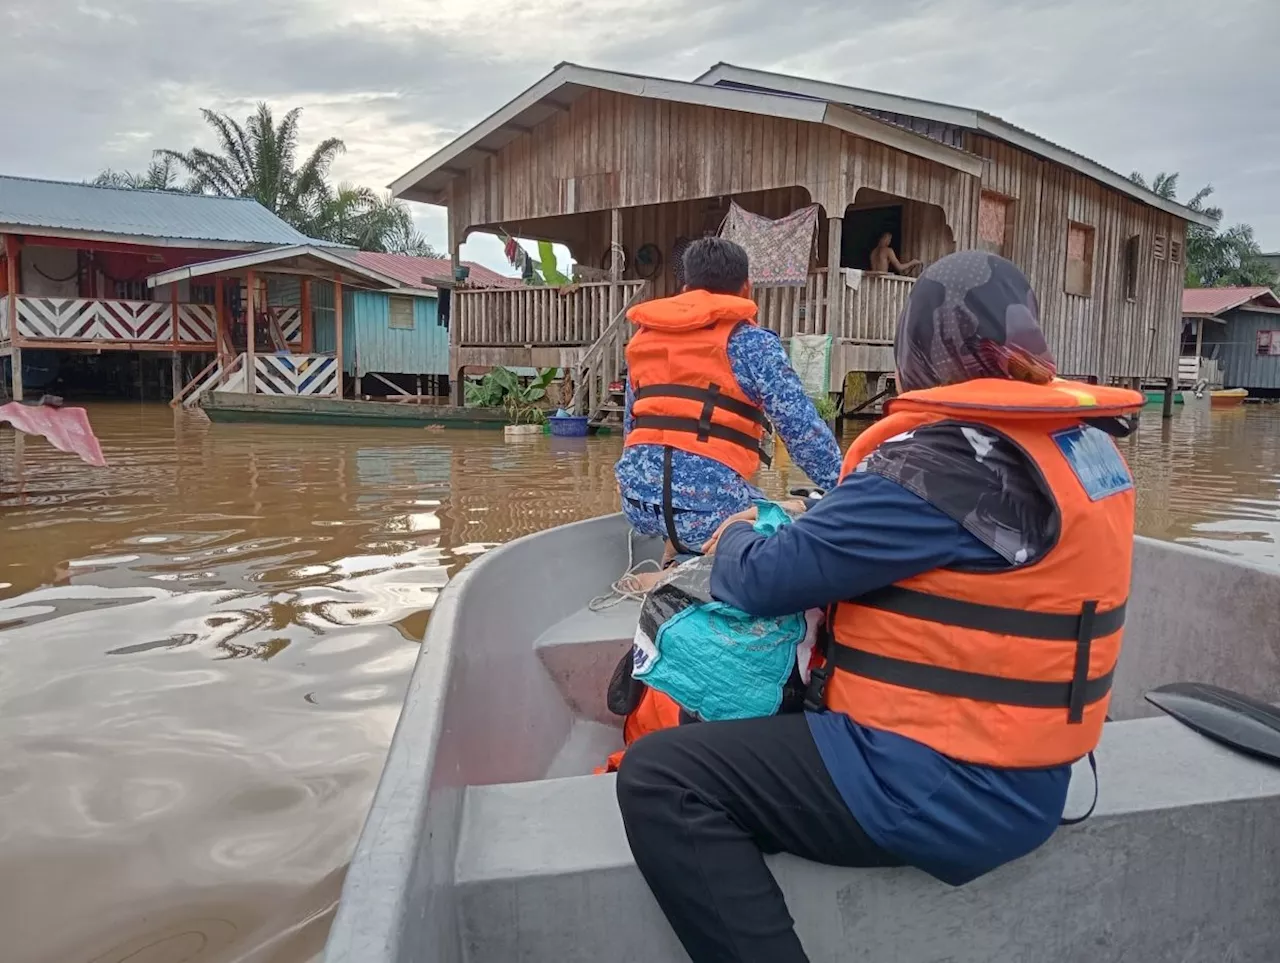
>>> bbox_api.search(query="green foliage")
[537,240,570,286]
[812,394,840,423]
[464,367,557,424]
[95,103,440,256]
[463,366,518,407]
[92,157,185,192]
[1129,171,1277,289]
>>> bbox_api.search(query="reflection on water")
[0,402,1277,962]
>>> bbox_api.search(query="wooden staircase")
[569,282,650,426]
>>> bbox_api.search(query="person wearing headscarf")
[616,252,1145,963]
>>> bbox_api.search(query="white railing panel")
[176,303,217,343]
[12,296,218,345]
[275,306,303,345]
[253,354,338,396]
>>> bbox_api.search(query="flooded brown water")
[1,402,1278,963]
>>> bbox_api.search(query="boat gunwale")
[323,513,623,962]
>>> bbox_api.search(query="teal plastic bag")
[631,501,812,722]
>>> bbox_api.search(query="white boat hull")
[324,515,1280,963]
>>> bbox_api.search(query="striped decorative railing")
[11,295,218,345]
[252,354,339,396]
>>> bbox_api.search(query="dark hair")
[681,238,749,294]
[878,231,893,243]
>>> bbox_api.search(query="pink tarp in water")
[0,402,107,467]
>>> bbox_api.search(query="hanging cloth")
[719,202,819,287]
[789,334,832,399]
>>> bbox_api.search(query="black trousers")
[616,713,901,963]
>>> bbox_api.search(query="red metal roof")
[347,251,522,291]
[1182,286,1280,317]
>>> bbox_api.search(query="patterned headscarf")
[895,251,1056,392]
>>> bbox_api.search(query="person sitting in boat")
[615,250,1145,963]
[614,236,840,566]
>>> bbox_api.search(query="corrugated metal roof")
[347,251,523,289]
[0,174,318,248]
[1183,286,1280,317]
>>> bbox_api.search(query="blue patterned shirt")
[615,324,841,548]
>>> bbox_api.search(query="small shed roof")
[0,174,322,249]
[1182,286,1280,318]
[147,245,412,291]
[694,64,1218,228]
[347,251,522,290]
[391,63,984,203]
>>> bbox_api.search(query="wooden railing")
[569,283,651,418]
[752,270,829,339]
[173,354,245,408]
[842,273,915,342]
[454,280,647,347]
[752,271,914,344]
[10,295,217,345]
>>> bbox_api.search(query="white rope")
[589,529,663,611]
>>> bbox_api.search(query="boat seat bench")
[534,600,641,728]
[454,716,1280,963]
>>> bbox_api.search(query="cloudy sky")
[3,0,1277,273]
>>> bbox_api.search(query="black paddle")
[1146,682,1280,765]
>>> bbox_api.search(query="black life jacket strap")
[853,586,1126,641]
[661,446,697,558]
[632,382,773,466]
[633,383,768,426]
[829,589,1122,719]
[827,644,1115,711]
[634,416,773,466]
[1060,751,1099,826]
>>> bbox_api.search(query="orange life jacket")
[813,378,1145,769]
[596,688,683,774]
[624,290,770,480]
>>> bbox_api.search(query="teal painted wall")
[1201,308,1280,391]
[313,285,446,376]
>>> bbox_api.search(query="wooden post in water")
[214,274,226,361]
[825,217,844,338]
[333,274,345,398]
[1162,377,1175,419]
[610,208,622,325]
[246,269,257,394]
[170,282,181,402]
[6,233,23,401]
[300,278,313,353]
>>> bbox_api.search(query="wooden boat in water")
[201,390,510,429]
[322,514,1280,963]
[1142,388,1182,406]
[1180,387,1249,408]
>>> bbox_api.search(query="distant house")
[1259,252,1280,277]
[1182,286,1280,394]
[390,62,1214,414]
[313,252,521,394]
[0,174,509,402]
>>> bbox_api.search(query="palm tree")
[155,103,344,221]
[92,157,186,192]
[96,103,443,255]
[305,185,442,256]
[1129,171,1275,288]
